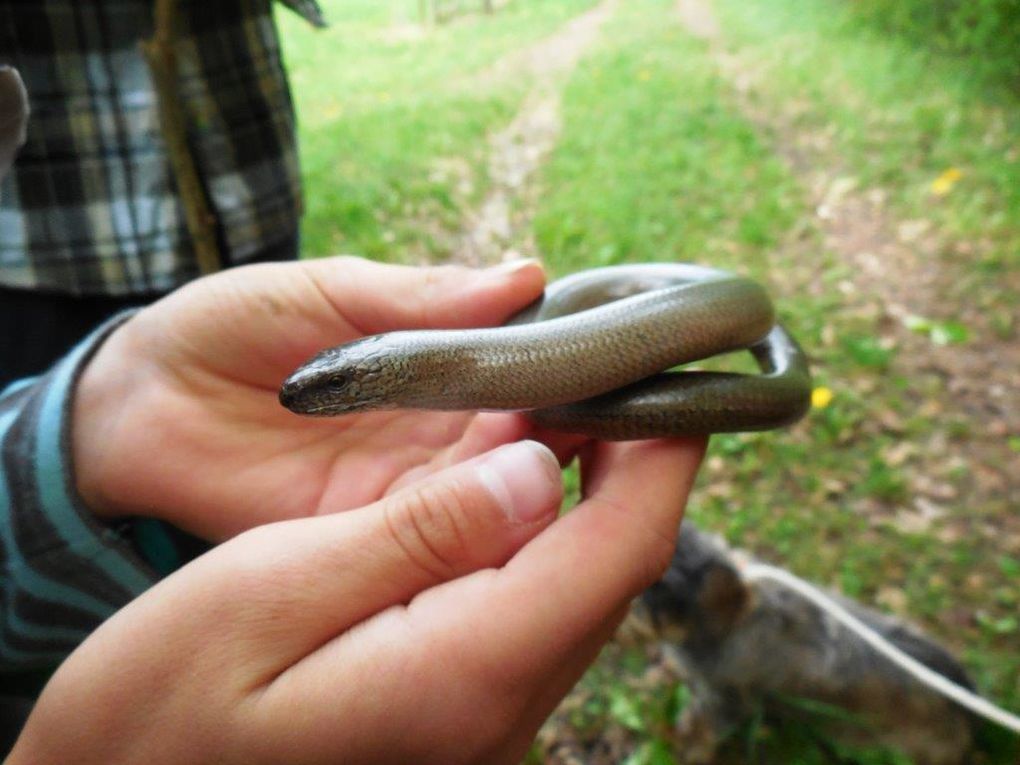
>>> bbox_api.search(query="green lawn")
[280,1,1019,762]
[532,0,796,278]
[277,0,599,260]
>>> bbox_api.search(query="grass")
[713,0,1020,317]
[532,0,797,278]
[278,0,599,260]
[280,1,1019,762]
[707,0,1020,708]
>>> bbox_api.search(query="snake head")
[279,335,410,416]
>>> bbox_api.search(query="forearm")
[0,316,159,670]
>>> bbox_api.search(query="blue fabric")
[0,314,161,669]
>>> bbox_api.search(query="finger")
[240,441,700,762]
[383,413,587,495]
[438,438,706,684]
[493,604,632,762]
[302,255,547,335]
[383,413,533,494]
[225,439,564,682]
[261,566,633,762]
[248,601,630,765]
[129,257,546,392]
[296,440,702,758]
[142,257,545,387]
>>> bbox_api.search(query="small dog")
[633,522,975,765]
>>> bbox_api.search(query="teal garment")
[0,314,162,670]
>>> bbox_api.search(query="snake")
[278,263,811,440]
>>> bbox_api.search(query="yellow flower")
[930,167,962,196]
[637,69,651,81]
[811,386,834,409]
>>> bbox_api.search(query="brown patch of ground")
[674,0,718,40]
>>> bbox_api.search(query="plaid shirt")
[0,0,325,297]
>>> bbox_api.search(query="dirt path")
[453,0,618,264]
[675,0,1019,534]
[675,0,718,39]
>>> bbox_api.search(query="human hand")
[11,435,704,765]
[73,256,583,540]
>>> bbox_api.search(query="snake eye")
[327,373,350,393]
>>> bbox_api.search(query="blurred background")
[277,1,1018,762]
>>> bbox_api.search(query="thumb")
[225,439,564,679]
[302,255,547,334]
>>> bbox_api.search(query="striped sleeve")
[0,316,160,670]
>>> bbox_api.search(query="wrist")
[71,313,147,519]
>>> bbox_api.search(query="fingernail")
[487,258,543,278]
[476,441,562,523]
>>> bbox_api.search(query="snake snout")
[278,380,301,411]
[279,359,346,414]
[279,373,317,413]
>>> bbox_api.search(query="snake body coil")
[279,263,811,440]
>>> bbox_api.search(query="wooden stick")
[141,0,222,275]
